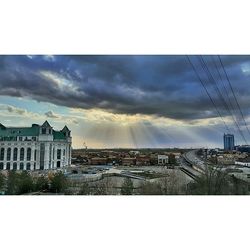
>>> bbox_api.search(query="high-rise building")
[0,121,71,170]
[223,133,235,151]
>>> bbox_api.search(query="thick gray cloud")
[0,55,250,122]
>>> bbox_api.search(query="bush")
[121,177,134,195]
[6,171,34,195]
[50,172,68,193]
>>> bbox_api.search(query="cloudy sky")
[0,55,250,148]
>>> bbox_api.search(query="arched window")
[20,162,24,170]
[27,148,31,161]
[20,148,24,161]
[13,148,18,161]
[7,148,11,161]
[13,162,17,170]
[6,162,10,170]
[0,148,4,160]
[26,163,30,170]
[0,162,3,170]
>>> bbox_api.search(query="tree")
[6,171,34,195]
[121,177,134,195]
[6,171,20,195]
[158,170,185,195]
[92,177,117,195]
[78,182,91,195]
[186,166,233,195]
[0,172,6,192]
[168,154,177,165]
[139,181,162,195]
[34,175,49,192]
[50,172,67,193]
[18,171,34,194]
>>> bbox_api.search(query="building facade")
[0,121,71,171]
[224,134,235,151]
[157,155,168,165]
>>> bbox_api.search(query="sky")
[0,55,250,149]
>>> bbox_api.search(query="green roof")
[0,122,69,141]
[0,126,40,137]
[53,130,67,140]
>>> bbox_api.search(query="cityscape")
[1,55,250,195]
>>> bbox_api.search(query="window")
[34,162,36,170]
[6,162,10,170]
[49,144,52,162]
[57,149,61,159]
[34,149,37,161]
[20,148,24,161]
[53,148,55,160]
[0,162,3,170]
[40,143,45,170]
[13,148,18,161]
[63,149,66,156]
[13,162,17,170]
[26,163,30,170]
[7,148,11,161]
[27,148,31,161]
[42,128,46,134]
[20,162,24,170]
[0,148,4,160]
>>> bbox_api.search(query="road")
[179,149,207,179]
[185,150,205,169]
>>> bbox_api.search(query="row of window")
[0,161,63,170]
[0,147,34,161]
[0,147,66,161]
[0,162,33,170]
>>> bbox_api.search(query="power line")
[186,55,230,133]
[198,56,248,145]
[218,55,250,140]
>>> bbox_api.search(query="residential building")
[135,155,151,166]
[224,134,235,151]
[122,157,136,166]
[90,157,107,165]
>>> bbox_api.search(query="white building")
[158,155,168,165]
[235,159,250,167]
[0,121,72,170]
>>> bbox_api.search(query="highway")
[179,149,206,179]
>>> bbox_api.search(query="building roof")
[53,130,67,140]
[0,126,40,137]
[0,122,69,141]
[42,120,52,128]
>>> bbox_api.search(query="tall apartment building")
[0,121,71,170]
[223,133,235,151]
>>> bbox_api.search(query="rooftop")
[0,121,70,141]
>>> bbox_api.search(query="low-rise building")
[235,158,250,167]
[157,155,168,165]
[122,157,136,166]
[90,157,107,165]
[136,156,151,166]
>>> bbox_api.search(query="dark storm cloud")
[0,55,250,121]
